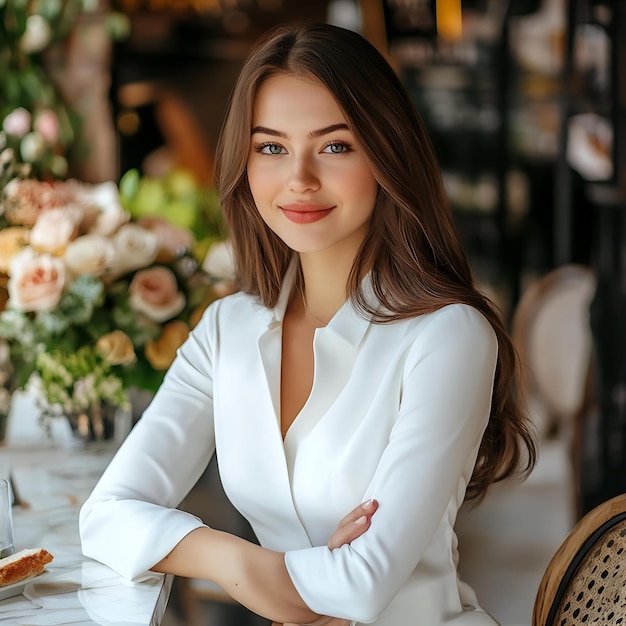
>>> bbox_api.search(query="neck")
[297,252,353,324]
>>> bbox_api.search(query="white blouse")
[80,270,499,625]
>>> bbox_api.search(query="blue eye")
[323,141,351,154]
[257,142,285,155]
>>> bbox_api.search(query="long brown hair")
[215,22,536,502]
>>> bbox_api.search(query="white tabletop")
[0,442,172,626]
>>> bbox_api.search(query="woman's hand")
[327,498,378,550]
[273,500,379,626]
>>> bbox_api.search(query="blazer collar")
[266,256,374,351]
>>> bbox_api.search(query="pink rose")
[34,110,59,145]
[2,179,67,227]
[129,266,185,323]
[3,108,31,138]
[8,249,66,312]
[137,216,194,261]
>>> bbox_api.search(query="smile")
[280,203,335,224]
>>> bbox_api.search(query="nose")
[287,156,320,193]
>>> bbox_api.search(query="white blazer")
[80,269,499,625]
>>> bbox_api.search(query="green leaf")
[3,73,22,106]
[11,2,29,38]
[119,168,140,205]
[118,354,165,394]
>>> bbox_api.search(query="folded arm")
[152,500,378,624]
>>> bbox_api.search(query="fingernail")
[363,499,374,509]
[355,515,367,524]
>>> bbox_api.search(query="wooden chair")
[512,264,596,441]
[533,492,626,625]
[512,265,597,519]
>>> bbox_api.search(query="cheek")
[247,162,275,202]
[246,168,273,225]
[348,167,378,208]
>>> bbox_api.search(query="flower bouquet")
[0,163,230,439]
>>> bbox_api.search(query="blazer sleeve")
[284,305,499,623]
[79,305,218,581]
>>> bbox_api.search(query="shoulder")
[402,303,498,364]
[422,303,495,338]
[196,290,272,333]
[388,302,494,338]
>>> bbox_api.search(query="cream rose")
[20,15,52,53]
[97,330,137,366]
[0,227,30,274]
[64,234,115,277]
[129,266,185,323]
[8,249,65,312]
[30,207,81,254]
[202,239,236,297]
[110,224,159,276]
[145,320,189,370]
[82,181,130,236]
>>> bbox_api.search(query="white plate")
[0,570,49,601]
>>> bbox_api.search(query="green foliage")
[119,168,227,263]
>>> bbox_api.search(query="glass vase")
[40,400,131,446]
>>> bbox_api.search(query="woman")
[80,23,536,625]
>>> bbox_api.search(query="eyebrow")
[251,123,350,139]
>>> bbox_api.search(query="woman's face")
[247,74,378,260]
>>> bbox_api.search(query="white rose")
[202,239,237,296]
[20,15,52,53]
[81,181,130,236]
[8,248,66,312]
[109,223,159,276]
[202,239,235,281]
[64,234,115,277]
[30,207,81,254]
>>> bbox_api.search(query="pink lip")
[280,203,335,224]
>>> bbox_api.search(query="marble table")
[0,442,172,626]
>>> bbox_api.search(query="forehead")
[252,74,347,127]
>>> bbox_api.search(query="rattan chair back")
[533,493,626,625]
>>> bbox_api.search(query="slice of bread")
[0,548,54,588]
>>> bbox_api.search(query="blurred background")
[1,0,625,624]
